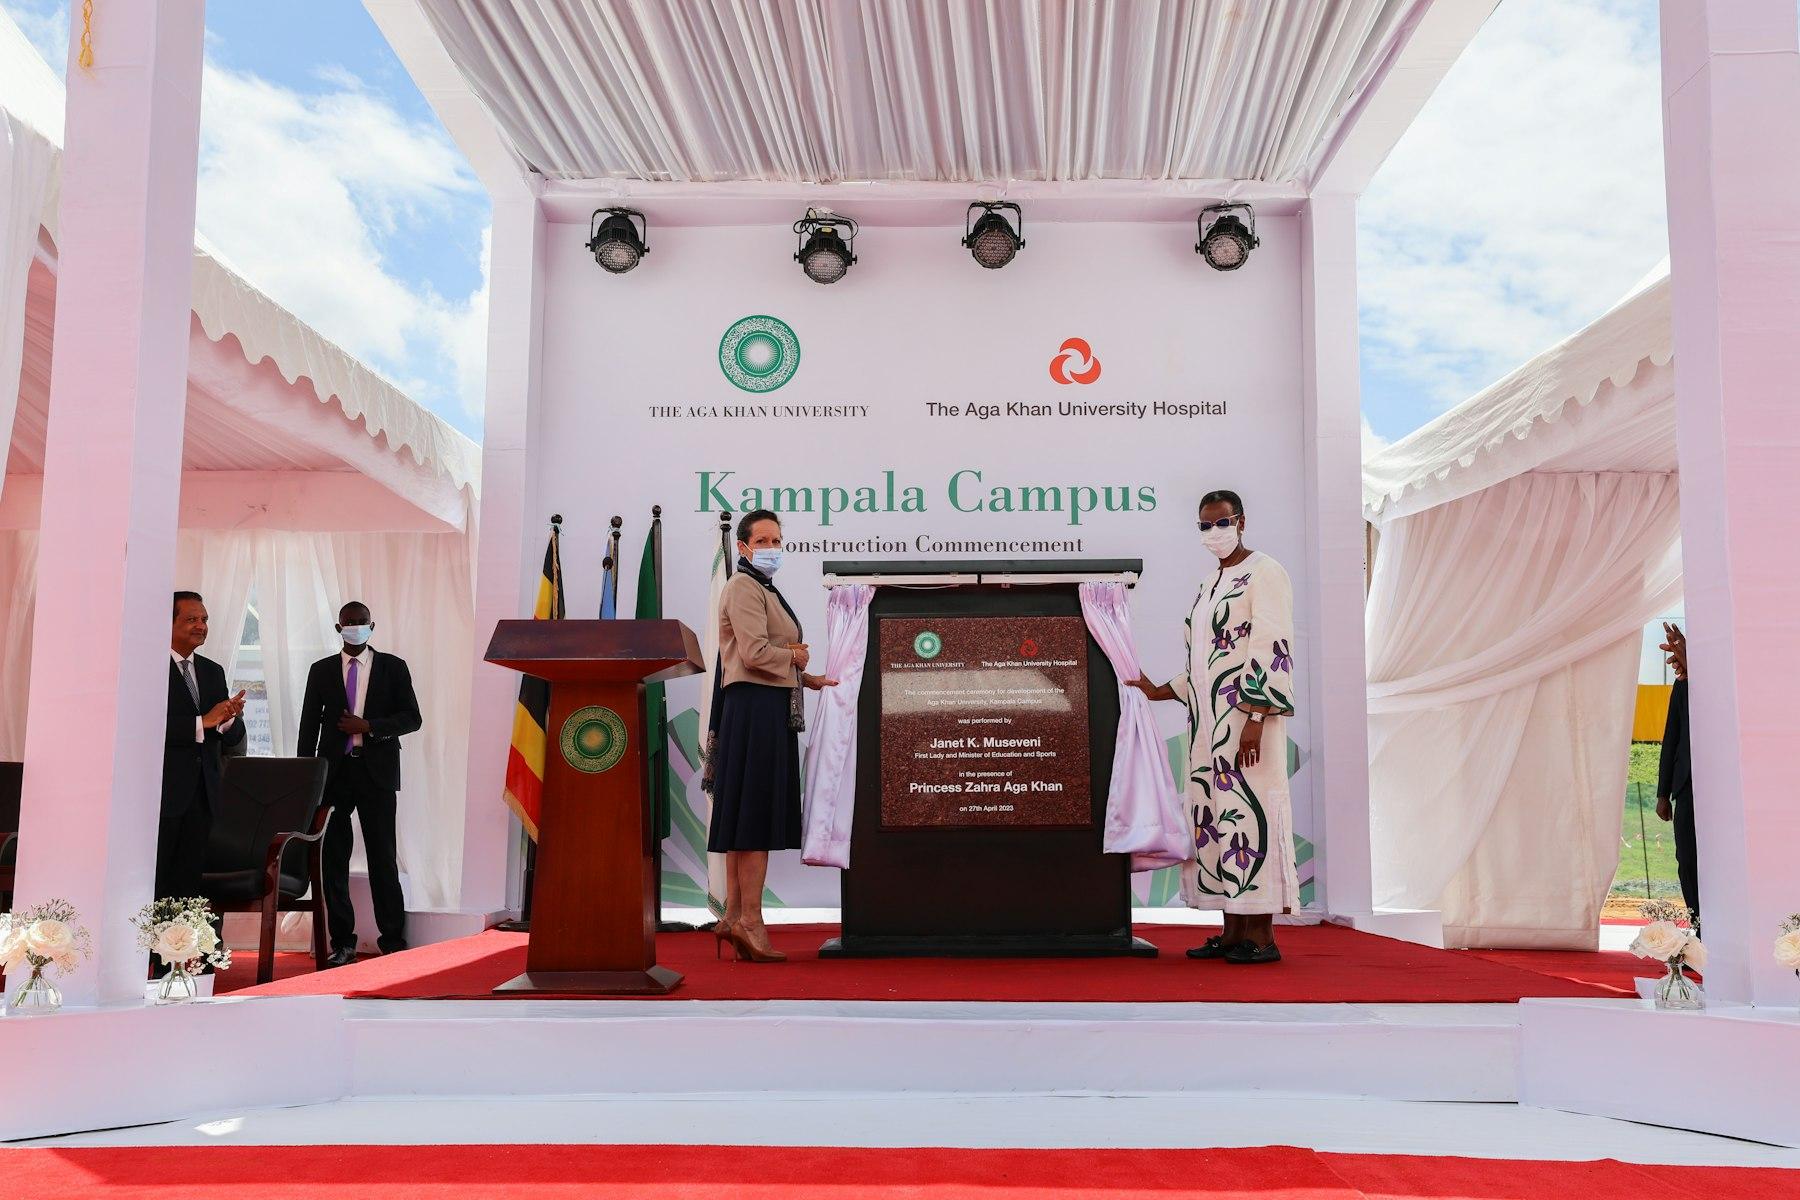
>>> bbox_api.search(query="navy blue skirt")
[707,682,803,852]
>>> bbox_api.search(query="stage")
[173,919,1663,1108]
[7,915,1800,1188]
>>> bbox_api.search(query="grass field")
[1611,743,1683,899]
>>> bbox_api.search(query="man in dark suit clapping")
[298,601,422,966]
[163,592,246,901]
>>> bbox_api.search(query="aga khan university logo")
[719,315,801,392]
[1048,337,1101,385]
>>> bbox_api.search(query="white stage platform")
[0,915,1754,1147]
[0,994,1520,1142]
[21,1093,1800,1170]
[345,998,1519,1103]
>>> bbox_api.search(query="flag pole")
[606,515,623,617]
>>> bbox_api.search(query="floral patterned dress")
[1171,550,1299,914]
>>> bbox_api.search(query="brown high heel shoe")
[728,922,787,963]
[712,918,739,960]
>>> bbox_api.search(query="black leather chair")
[202,756,330,984]
[0,762,20,912]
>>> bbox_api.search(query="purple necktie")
[344,657,359,754]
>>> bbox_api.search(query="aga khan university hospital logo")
[1048,337,1101,385]
[719,315,801,392]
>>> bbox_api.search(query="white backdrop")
[533,216,1319,907]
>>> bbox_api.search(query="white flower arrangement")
[1776,914,1800,975]
[1629,899,1706,971]
[0,899,93,979]
[130,897,230,973]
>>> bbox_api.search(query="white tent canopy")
[1362,262,1680,949]
[1,12,480,911]
[415,0,1417,187]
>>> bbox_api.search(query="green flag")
[635,507,670,840]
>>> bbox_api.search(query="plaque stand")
[821,559,1159,960]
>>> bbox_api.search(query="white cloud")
[1361,415,1389,458]
[428,224,490,420]
[3,0,65,74]
[194,63,489,419]
[1359,0,1667,419]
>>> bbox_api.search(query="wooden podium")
[484,618,703,994]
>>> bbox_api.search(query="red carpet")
[2,1145,1795,1199]
[225,922,1652,1003]
[1467,947,1672,993]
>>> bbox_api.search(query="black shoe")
[1185,935,1233,960]
[325,947,358,968]
[1223,940,1282,964]
[378,940,409,956]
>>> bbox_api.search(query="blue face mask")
[340,624,373,646]
[750,548,784,576]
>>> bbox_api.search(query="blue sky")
[4,1,1671,449]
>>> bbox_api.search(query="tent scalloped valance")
[187,244,481,498]
[1362,267,1672,523]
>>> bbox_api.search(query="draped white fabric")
[418,0,1412,184]
[247,530,475,909]
[0,111,54,508]
[0,529,36,760]
[1366,472,1682,948]
[801,583,874,869]
[1077,581,1188,871]
[174,532,258,682]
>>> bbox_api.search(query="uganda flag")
[502,519,565,839]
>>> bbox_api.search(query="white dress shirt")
[341,648,373,749]
[171,648,234,743]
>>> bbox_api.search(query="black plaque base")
[493,965,682,995]
[819,933,1158,959]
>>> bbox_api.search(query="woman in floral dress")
[1132,489,1298,963]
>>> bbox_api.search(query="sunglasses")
[1196,517,1240,531]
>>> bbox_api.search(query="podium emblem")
[560,706,629,774]
[913,630,942,659]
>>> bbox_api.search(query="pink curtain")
[801,584,874,869]
[1079,581,1189,871]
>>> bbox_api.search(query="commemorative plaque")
[878,615,1091,828]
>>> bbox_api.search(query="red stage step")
[1,1144,1794,1199]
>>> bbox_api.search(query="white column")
[1660,0,1800,1007]
[1298,194,1376,920]
[9,2,206,1006]
[457,187,548,913]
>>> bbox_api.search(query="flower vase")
[156,965,198,1005]
[6,963,62,1015]
[1655,960,1705,1011]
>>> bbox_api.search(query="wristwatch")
[1245,711,1265,724]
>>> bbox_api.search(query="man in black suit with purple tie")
[297,601,422,966]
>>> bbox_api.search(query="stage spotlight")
[587,207,648,274]
[1195,204,1259,272]
[794,209,858,284]
[964,201,1024,269]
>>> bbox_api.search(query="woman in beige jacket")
[707,509,835,962]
